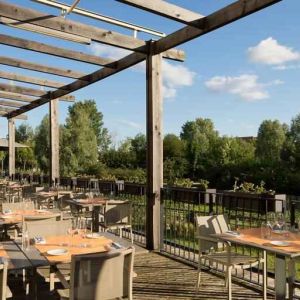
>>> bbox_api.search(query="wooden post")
[146,42,163,250]
[8,118,15,179]
[49,99,59,186]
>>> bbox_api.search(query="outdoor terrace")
[9,251,270,300]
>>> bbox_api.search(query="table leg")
[288,259,295,300]
[275,254,286,300]
[28,267,38,300]
[92,207,100,232]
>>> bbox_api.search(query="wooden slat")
[117,0,204,24]
[6,52,146,118]
[0,56,86,79]
[0,83,74,102]
[0,16,91,45]
[5,0,280,118]
[0,34,115,67]
[0,91,36,103]
[0,99,23,108]
[0,1,184,62]
[0,105,21,113]
[0,70,66,89]
[0,111,27,120]
[152,0,282,55]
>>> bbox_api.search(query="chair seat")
[202,251,260,267]
[57,288,69,299]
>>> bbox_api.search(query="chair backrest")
[25,219,72,238]
[2,201,35,212]
[70,247,135,300]
[196,214,229,252]
[104,201,131,226]
[0,260,8,300]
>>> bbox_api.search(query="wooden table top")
[35,234,112,263]
[0,209,57,224]
[216,228,300,258]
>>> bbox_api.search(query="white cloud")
[118,120,142,130]
[89,43,196,100]
[248,37,300,66]
[89,43,131,60]
[205,74,282,102]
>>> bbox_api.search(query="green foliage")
[105,168,146,184]
[255,120,286,164]
[234,180,275,195]
[173,178,194,188]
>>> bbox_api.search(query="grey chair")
[58,247,135,300]
[196,215,267,300]
[0,259,12,299]
[25,219,72,291]
[99,201,133,243]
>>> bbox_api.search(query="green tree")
[15,123,36,171]
[130,134,146,168]
[64,104,98,174]
[180,118,219,178]
[255,120,286,164]
[163,134,185,160]
[68,100,110,152]
[34,115,50,173]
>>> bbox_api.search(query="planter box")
[222,191,286,213]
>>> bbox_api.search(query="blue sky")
[0,0,299,145]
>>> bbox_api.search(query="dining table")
[215,227,300,300]
[0,209,60,238]
[0,231,147,299]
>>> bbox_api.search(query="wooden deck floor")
[9,251,273,300]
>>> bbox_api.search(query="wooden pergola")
[0,0,281,250]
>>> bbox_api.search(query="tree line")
[1,99,300,194]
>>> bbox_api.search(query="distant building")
[236,136,257,142]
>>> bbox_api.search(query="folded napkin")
[3,209,12,215]
[225,231,240,236]
[112,242,123,249]
[34,237,46,244]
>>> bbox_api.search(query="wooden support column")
[146,42,163,250]
[8,118,15,179]
[49,99,59,186]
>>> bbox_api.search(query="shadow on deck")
[9,251,273,299]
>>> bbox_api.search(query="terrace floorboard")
[8,251,274,299]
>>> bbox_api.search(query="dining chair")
[25,219,72,291]
[196,214,267,300]
[0,259,12,300]
[99,201,133,243]
[57,247,135,300]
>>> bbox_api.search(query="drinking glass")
[22,230,30,251]
[260,221,271,239]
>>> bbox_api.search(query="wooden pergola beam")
[0,105,23,113]
[0,99,23,108]
[152,0,282,55]
[0,1,184,62]
[0,34,115,67]
[0,71,66,89]
[0,83,74,102]
[116,0,205,24]
[5,0,280,119]
[0,16,91,45]
[0,91,36,103]
[0,56,86,79]
[0,112,27,120]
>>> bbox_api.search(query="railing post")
[8,118,15,180]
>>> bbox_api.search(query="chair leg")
[227,266,232,300]
[262,251,267,300]
[288,259,295,300]
[49,272,55,291]
[130,227,133,244]
[196,257,202,291]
